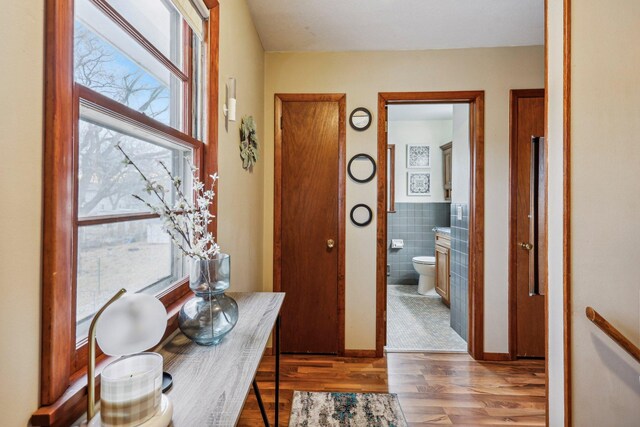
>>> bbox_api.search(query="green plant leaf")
[239,115,259,170]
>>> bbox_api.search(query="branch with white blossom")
[117,144,220,260]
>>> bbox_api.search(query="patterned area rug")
[386,285,467,351]
[289,391,407,427]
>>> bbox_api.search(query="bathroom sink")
[433,227,451,234]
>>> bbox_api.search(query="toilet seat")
[412,256,436,265]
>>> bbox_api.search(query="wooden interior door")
[510,89,546,358]
[275,94,345,354]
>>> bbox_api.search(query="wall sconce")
[224,77,236,131]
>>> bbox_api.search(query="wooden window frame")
[33,0,219,425]
[70,83,203,374]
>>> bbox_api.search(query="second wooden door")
[510,89,546,358]
[275,94,345,354]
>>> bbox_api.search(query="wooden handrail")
[586,307,640,364]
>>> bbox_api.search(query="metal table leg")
[253,379,270,427]
[275,315,281,427]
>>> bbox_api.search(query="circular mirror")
[349,107,372,131]
[348,153,377,183]
[350,204,373,227]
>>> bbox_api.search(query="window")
[74,108,194,341]
[71,0,203,350]
[35,0,218,420]
[74,0,186,130]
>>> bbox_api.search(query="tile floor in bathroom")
[386,284,467,352]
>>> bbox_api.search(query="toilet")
[412,256,437,296]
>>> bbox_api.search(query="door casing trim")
[376,91,485,359]
[273,93,347,355]
[562,0,572,424]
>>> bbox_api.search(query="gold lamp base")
[83,394,173,427]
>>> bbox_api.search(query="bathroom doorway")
[375,91,485,358]
[384,102,470,352]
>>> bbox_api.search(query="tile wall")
[450,203,469,340]
[387,203,451,285]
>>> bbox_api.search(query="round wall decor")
[350,204,373,227]
[348,153,377,183]
[349,107,372,131]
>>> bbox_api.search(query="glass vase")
[178,254,239,345]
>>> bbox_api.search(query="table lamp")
[83,290,173,427]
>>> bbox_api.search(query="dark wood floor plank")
[238,353,545,426]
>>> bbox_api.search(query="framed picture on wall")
[407,172,431,196]
[407,144,430,168]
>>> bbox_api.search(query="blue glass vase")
[178,253,238,345]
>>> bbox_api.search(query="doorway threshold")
[384,347,468,354]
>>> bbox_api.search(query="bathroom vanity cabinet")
[440,142,452,201]
[435,231,451,306]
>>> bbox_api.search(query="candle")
[100,353,163,427]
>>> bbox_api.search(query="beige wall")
[0,1,44,425]
[451,104,470,205]
[216,0,265,293]
[263,47,545,350]
[548,1,640,424]
[388,119,452,203]
[569,0,640,424]
[546,0,566,424]
[0,1,264,425]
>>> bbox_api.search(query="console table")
[159,292,285,426]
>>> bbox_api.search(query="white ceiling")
[388,104,453,121]
[246,0,544,52]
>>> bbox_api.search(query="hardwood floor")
[238,353,545,426]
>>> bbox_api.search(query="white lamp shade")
[96,294,167,356]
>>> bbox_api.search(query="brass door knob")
[519,242,533,250]
[327,239,335,249]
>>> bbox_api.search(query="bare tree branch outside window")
[74,22,180,217]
